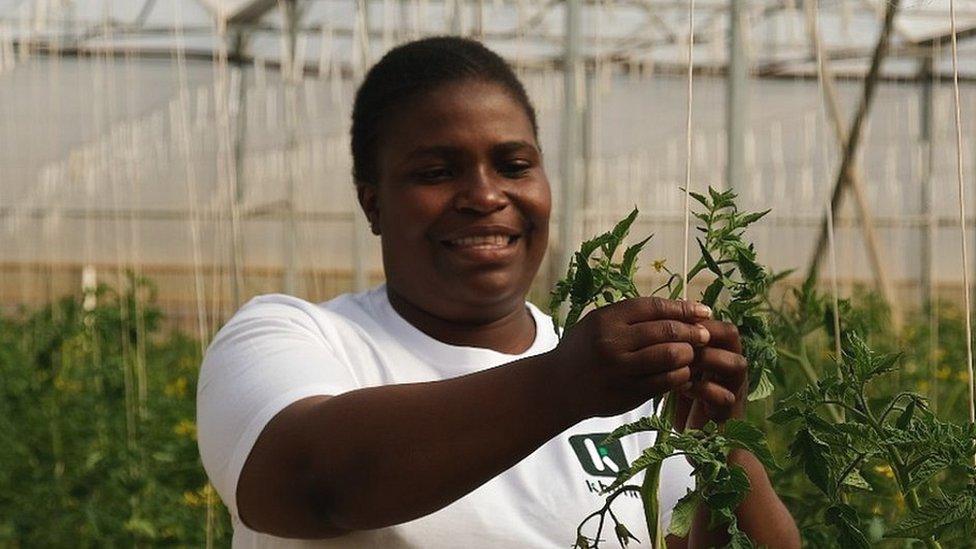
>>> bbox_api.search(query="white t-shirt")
[197,284,695,548]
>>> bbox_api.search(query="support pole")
[282,0,299,295]
[919,53,939,409]
[552,0,582,292]
[805,0,902,328]
[228,29,249,308]
[726,0,748,190]
[920,55,936,308]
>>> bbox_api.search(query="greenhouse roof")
[1,0,976,79]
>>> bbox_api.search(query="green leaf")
[789,428,833,496]
[602,415,670,446]
[688,190,710,209]
[768,406,803,424]
[603,442,673,494]
[825,504,870,549]
[696,237,723,277]
[571,254,595,301]
[701,276,724,308]
[895,399,916,430]
[747,369,775,401]
[840,469,872,491]
[609,207,640,255]
[737,209,771,227]
[666,489,700,538]
[621,234,652,278]
[887,493,976,540]
[724,419,779,471]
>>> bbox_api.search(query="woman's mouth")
[439,234,523,263]
[442,234,520,249]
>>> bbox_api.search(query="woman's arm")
[668,321,801,549]
[236,297,712,538]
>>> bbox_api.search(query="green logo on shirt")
[569,433,628,478]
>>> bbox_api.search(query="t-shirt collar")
[366,283,558,370]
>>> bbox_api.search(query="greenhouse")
[2,0,976,547]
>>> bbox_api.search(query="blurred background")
[2,0,976,546]
[2,0,976,329]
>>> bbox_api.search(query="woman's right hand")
[548,297,713,419]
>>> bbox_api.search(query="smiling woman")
[196,37,798,549]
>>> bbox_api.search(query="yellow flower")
[173,419,197,439]
[183,490,202,507]
[164,377,188,398]
[652,259,667,272]
[873,464,895,479]
[936,367,951,381]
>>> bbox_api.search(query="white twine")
[681,0,696,301]
[948,0,976,451]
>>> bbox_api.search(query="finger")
[685,379,737,408]
[693,347,748,381]
[635,366,693,396]
[621,342,695,375]
[613,296,712,325]
[623,319,710,351]
[699,320,742,353]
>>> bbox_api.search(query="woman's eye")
[500,162,532,178]
[414,167,453,181]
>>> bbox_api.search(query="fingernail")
[694,303,712,318]
[697,325,710,343]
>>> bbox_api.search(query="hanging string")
[948,0,976,448]
[681,0,696,301]
[808,0,843,367]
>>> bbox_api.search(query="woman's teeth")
[449,235,513,248]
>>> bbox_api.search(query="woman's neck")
[386,286,537,354]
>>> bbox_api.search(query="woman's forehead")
[379,80,537,155]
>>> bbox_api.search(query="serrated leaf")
[886,493,976,539]
[840,469,872,491]
[697,237,723,277]
[667,489,700,538]
[603,442,673,494]
[790,428,833,496]
[747,369,775,401]
[737,209,771,227]
[688,190,710,209]
[768,406,803,424]
[602,415,671,446]
[608,207,640,258]
[724,419,778,471]
[621,234,652,278]
[701,276,724,308]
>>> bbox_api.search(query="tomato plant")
[552,188,976,548]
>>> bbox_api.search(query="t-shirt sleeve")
[196,295,360,518]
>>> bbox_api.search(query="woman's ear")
[356,183,381,235]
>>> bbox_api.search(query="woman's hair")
[351,36,539,186]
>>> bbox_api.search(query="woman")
[197,37,800,548]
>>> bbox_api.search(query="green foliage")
[766,278,976,549]
[0,275,230,546]
[555,189,779,547]
[549,207,650,335]
[771,332,976,547]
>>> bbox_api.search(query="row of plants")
[2,191,975,547]
[552,188,976,548]
[0,276,230,546]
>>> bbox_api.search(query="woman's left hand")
[677,320,748,431]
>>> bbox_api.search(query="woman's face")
[358,79,551,323]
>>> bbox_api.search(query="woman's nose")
[453,167,509,213]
